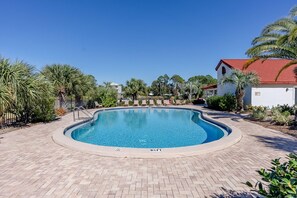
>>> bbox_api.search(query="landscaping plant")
[206,94,236,111]
[271,108,292,126]
[250,106,268,121]
[246,153,297,197]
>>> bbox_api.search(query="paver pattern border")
[0,105,296,197]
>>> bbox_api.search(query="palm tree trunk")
[59,92,64,108]
[236,89,245,111]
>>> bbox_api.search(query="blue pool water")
[69,108,228,148]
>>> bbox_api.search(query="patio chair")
[123,100,129,106]
[94,101,103,108]
[164,100,170,106]
[149,99,154,106]
[141,100,147,106]
[133,100,139,106]
[175,100,181,105]
[156,100,162,106]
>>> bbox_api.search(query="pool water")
[70,108,228,148]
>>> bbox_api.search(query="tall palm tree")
[245,5,297,80]
[124,78,147,100]
[221,70,259,111]
[183,80,201,101]
[171,74,185,97]
[42,64,80,108]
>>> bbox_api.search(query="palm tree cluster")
[42,64,97,108]
[0,57,54,123]
[245,5,297,80]
[0,56,98,124]
[149,74,217,100]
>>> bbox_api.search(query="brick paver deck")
[0,106,296,197]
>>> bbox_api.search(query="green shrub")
[246,153,297,197]
[219,94,236,111]
[250,106,268,120]
[32,96,56,122]
[96,86,117,107]
[206,94,236,111]
[273,104,296,115]
[271,108,292,126]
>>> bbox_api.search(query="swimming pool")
[66,108,229,148]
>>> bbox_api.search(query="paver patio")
[0,106,296,198]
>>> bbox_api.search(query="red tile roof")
[202,84,217,90]
[216,59,297,84]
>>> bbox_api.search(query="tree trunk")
[59,92,65,108]
[75,95,82,107]
[236,89,245,112]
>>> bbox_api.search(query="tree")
[171,74,185,97]
[96,85,117,107]
[182,80,202,100]
[245,5,297,80]
[188,75,217,85]
[124,78,147,100]
[0,57,55,123]
[150,74,171,96]
[42,64,79,108]
[221,70,259,111]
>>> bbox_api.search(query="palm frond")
[275,60,297,80]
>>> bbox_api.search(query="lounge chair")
[156,100,162,106]
[141,100,147,106]
[175,100,181,105]
[133,100,139,106]
[149,100,154,106]
[123,100,129,106]
[164,100,170,106]
[94,101,103,108]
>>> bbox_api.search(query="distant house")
[110,82,123,99]
[202,84,217,98]
[216,59,297,107]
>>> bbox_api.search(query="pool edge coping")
[52,106,242,158]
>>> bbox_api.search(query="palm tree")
[171,75,185,97]
[245,6,297,80]
[42,64,80,108]
[0,57,54,122]
[221,70,259,111]
[124,78,147,100]
[183,80,201,101]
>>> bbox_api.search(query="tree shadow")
[205,111,245,122]
[210,188,259,198]
[252,135,297,153]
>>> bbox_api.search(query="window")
[222,66,226,75]
[255,92,261,96]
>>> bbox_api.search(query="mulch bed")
[244,118,297,138]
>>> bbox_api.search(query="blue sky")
[0,0,296,84]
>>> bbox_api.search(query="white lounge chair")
[156,100,162,106]
[164,100,170,106]
[94,101,103,108]
[141,100,147,106]
[133,100,139,106]
[123,100,129,106]
[149,100,154,106]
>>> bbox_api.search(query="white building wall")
[217,63,236,96]
[251,85,296,107]
[243,86,252,106]
[216,62,296,107]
